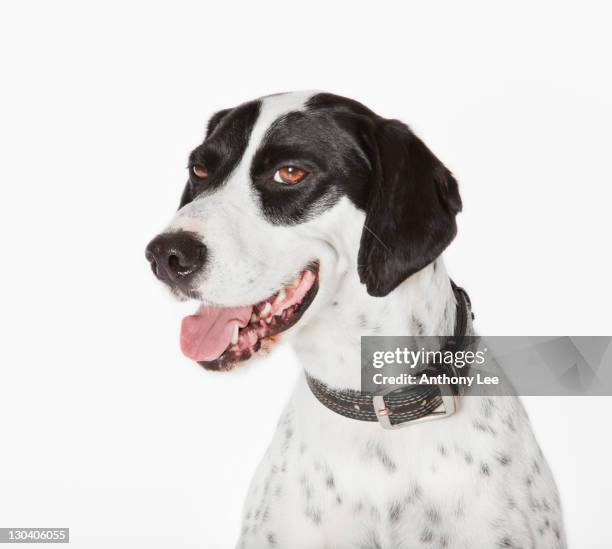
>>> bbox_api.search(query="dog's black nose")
[145,232,207,284]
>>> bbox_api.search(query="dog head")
[145,91,461,370]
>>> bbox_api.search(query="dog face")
[146,91,462,370]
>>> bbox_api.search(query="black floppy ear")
[358,119,462,297]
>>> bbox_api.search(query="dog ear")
[358,119,462,297]
[205,108,231,138]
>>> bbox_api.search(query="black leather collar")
[305,280,473,429]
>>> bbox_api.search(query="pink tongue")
[180,305,253,361]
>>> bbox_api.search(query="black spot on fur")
[473,420,497,437]
[533,459,541,475]
[367,442,397,473]
[540,518,550,534]
[497,453,512,466]
[304,506,322,525]
[411,315,425,335]
[404,483,422,505]
[528,495,542,512]
[426,507,441,524]
[420,528,434,543]
[299,474,313,500]
[497,537,522,548]
[388,501,403,523]
[503,414,517,432]
[482,398,496,418]
[481,463,491,476]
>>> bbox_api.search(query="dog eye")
[191,164,208,180]
[273,166,308,185]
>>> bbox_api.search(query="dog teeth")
[265,316,272,324]
[250,313,258,323]
[231,325,239,345]
[261,302,272,317]
[272,289,286,309]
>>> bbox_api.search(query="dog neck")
[293,258,457,391]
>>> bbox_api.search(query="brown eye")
[191,164,208,179]
[273,166,308,185]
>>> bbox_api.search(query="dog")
[146,91,566,548]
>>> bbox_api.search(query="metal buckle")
[372,384,459,430]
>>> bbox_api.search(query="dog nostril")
[168,254,186,273]
[167,250,202,276]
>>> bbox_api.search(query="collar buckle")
[372,384,459,430]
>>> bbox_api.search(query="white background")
[1,1,611,547]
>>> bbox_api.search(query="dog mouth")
[180,264,319,371]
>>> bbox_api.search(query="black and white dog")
[146,91,566,548]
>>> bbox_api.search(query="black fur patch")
[179,100,261,208]
[249,107,371,224]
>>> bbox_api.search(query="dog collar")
[305,281,473,430]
